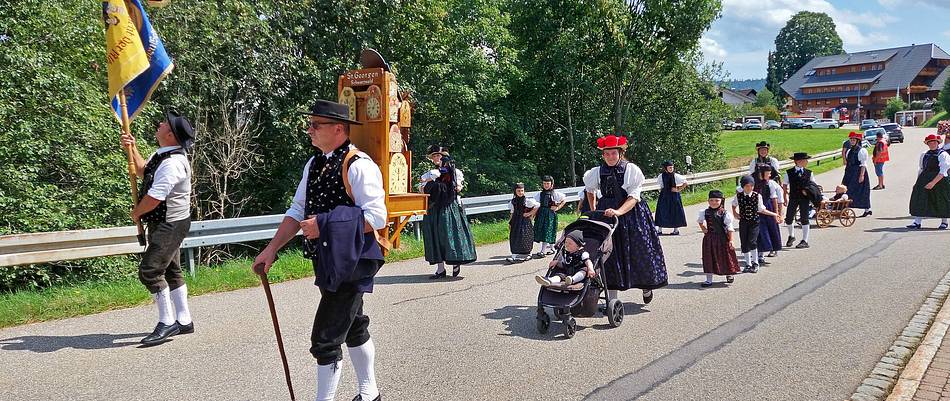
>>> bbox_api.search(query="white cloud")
[700,37,728,60]
[879,0,950,9]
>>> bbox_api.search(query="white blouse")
[418,167,466,201]
[533,190,566,205]
[919,151,950,177]
[582,162,646,201]
[748,156,781,175]
[696,208,735,232]
[847,146,871,168]
[655,173,687,189]
[508,197,540,212]
[767,181,784,205]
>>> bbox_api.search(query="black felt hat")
[790,152,811,161]
[755,141,770,149]
[164,109,195,149]
[708,190,725,199]
[662,160,674,167]
[426,144,449,156]
[299,100,362,125]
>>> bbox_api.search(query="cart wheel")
[607,298,624,328]
[537,311,550,334]
[564,317,576,338]
[840,208,857,227]
[816,209,832,228]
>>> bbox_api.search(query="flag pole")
[119,91,147,246]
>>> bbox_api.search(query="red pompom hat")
[596,134,629,150]
[925,134,942,143]
[848,131,863,140]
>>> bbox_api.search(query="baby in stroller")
[534,230,595,287]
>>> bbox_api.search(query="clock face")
[389,124,403,152]
[366,85,382,120]
[389,153,409,194]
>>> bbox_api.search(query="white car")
[806,118,839,129]
[743,119,763,130]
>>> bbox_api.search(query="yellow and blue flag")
[103,0,148,102]
[104,0,174,122]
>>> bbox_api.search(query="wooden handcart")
[815,199,856,228]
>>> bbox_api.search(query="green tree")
[766,11,843,98]
[754,87,775,107]
[884,97,907,123]
[941,76,950,115]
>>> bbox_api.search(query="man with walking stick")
[253,100,387,401]
[121,110,196,346]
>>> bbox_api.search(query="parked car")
[806,118,839,129]
[800,117,816,126]
[862,128,888,147]
[881,123,904,143]
[860,119,880,130]
[743,119,763,130]
[764,120,781,130]
[721,119,741,130]
[782,118,806,129]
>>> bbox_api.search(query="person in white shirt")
[748,141,781,179]
[782,153,818,249]
[533,176,566,257]
[907,134,950,230]
[582,135,667,305]
[842,131,872,217]
[122,110,195,347]
[419,145,477,279]
[252,100,386,401]
[731,175,781,273]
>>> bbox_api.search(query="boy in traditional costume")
[731,175,781,273]
[783,153,818,249]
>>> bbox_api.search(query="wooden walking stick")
[254,262,296,401]
[118,91,147,246]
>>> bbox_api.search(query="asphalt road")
[1,127,947,401]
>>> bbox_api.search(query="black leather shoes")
[428,271,446,280]
[141,322,180,346]
[642,290,653,304]
[785,237,796,248]
[351,395,381,401]
[452,265,461,277]
[795,240,810,249]
[177,321,194,334]
[861,210,873,217]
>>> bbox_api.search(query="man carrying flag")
[103,0,188,346]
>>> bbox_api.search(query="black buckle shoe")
[700,282,713,287]
[906,223,921,229]
[452,265,461,277]
[642,290,653,304]
[726,275,735,283]
[351,395,381,401]
[177,321,194,334]
[795,240,810,249]
[785,237,796,248]
[428,271,446,279]
[141,322,180,346]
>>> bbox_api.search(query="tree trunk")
[566,96,576,186]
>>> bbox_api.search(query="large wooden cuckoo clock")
[337,48,426,252]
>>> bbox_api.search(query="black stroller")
[536,211,624,338]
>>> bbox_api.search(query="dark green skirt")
[422,201,477,265]
[910,171,950,218]
[533,208,558,244]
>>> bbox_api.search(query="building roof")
[782,44,950,100]
[737,88,757,97]
[718,87,756,105]
[932,66,950,90]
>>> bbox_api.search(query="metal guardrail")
[0,150,839,273]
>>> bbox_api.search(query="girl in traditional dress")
[533,175,566,257]
[698,190,740,287]
[654,161,688,235]
[419,145,477,279]
[842,131,873,217]
[507,183,538,263]
[907,134,950,230]
[582,135,667,305]
[754,164,784,260]
[748,141,781,179]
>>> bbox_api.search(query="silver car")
[743,119,763,130]
[806,118,839,129]
[862,128,888,147]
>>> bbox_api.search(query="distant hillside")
[720,78,766,91]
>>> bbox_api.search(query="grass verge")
[720,128,849,168]
[922,111,947,128]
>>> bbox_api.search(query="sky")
[702,0,950,79]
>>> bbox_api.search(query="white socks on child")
[348,340,380,401]
[786,224,795,239]
[154,287,175,325]
[316,361,343,401]
[170,284,191,325]
[705,273,713,284]
[801,225,811,242]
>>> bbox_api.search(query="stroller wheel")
[564,317,577,338]
[536,311,551,334]
[607,299,624,328]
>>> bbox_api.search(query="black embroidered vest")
[923,150,942,174]
[598,161,629,210]
[138,149,186,224]
[736,192,759,222]
[303,141,357,258]
[539,190,553,208]
[661,172,676,193]
[510,195,528,224]
[704,208,727,236]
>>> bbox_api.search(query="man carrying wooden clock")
[252,100,386,401]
